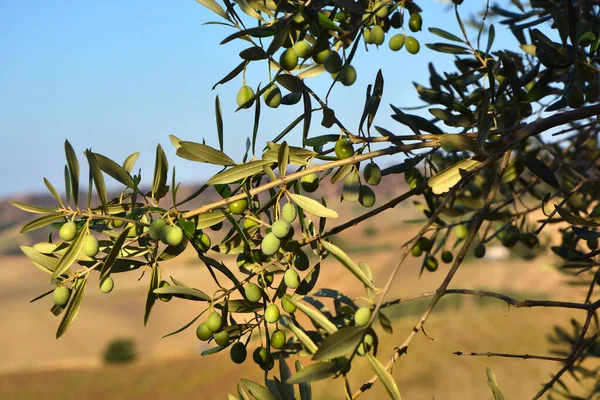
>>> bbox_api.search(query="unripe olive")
[271,329,286,349]
[163,226,184,247]
[281,294,297,313]
[271,220,291,239]
[357,333,374,356]
[237,85,255,109]
[196,322,212,341]
[390,12,403,29]
[324,51,343,74]
[213,329,230,346]
[281,203,297,223]
[284,269,300,289]
[111,217,125,229]
[229,199,248,215]
[245,282,263,303]
[389,34,405,51]
[334,138,354,159]
[100,276,114,294]
[294,250,310,271]
[52,286,71,307]
[206,311,223,333]
[261,233,281,256]
[441,250,454,264]
[405,36,420,54]
[300,173,319,192]
[364,28,374,44]
[157,280,173,302]
[258,272,274,288]
[263,85,282,108]
[82,235,99,257]
[280,48,298,71]
[370,25,385,45]
[411,243,423,257]
[354,307,371,327]
[455,224,468,239]
[253,346,274,370]
[474,244,486,258]
[243,217,260,230]
[358,186,376,208]
[501,226,520,248]
[210,221,223,231]
[293,41,312,59]
[291,13,309,30]
[230,342,247,364]
[337,65,357,86]
[149,218,166,241]
[408,13,422,32]
[312,47,331,64]
[59,221,77,242]
[374,2,388,18]
[588,238,599,250]
[363,162,382,185]
[425,256,438,272]
[265,304,280,323]
[197,232,211,252]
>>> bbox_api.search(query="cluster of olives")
[196,311,231,347]
[362,6,422,55]
[147,218,184,247]
[59,221,99,258]
[261,203,298,257]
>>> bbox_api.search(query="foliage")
[12,0,600,398]
[103,338,137,365]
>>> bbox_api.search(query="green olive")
[441,250,454,264]
[336,65,357,86]
[370,25,385,45]
[82,235,99,257]
[230,342,247,364]
[281,203,297,223]
[196,322,212,341]
[281,294,297,313]
[271,220,291,239]
[374,2,388,18]
[334,138,354,159]
[162,226,183,247]
[265,304,280,323]
[52,286,71,307]
[474,244,486,258]
[284,269,300,289]
[389,34,405,51]
[293,41,312,59]
[354,307,371,327]
[158,280,172,302]
[59,221,77,242]
[148,218,166,241]
[455,224,468,239]
[408,13,422,32]
[324,51,343,74]
[358,186,376,208]
[263,85,282,108]
[244,282,263,303]
[261,233,281,256]
[253,346,274,370]
[363,162,382,185]
[237,85,255,109]
[197,232,211,252]
[213,330,230,346]
[270,329,286,349]
[300,173,319,192]
[280,48,298,71]
[206,311,223,333]
[405,36,420,54]
[294,250,310,271]
[229,199,248,215]
[425,256,438,272]
[100,276,114,294]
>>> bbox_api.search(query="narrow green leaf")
[212,60,248,90]
[144,263,160,325]
[555,205,600,227]
[99,226,131,281]
[428,27,464,43]
[524,156,559,188]
[56,275,87,338]
[237,0,264,21]
[85,151,108,211]
[295,361,312,400]
[195,0,230,21]
[207,160,272,185]
[439,134,477,152]
[313,326,365,361]
[196,211,228,229]
[154,285,211,301]
[152,144,169,200]
[64,165,71,207]
[486,25,495,54]
[65,140,79,207]
[280,315,318,354]
[215,96,224,152]
[427,158,481,195]
[426,43,470,54]
[51,223,89,279]
[342,170,360,202]
[122,152,140,173]
[320,240,375,289]
[30,289,55,303]
[277,141,289,177]
[177,141,235,166]
[20,245,59,274]
[289,193,338,219]
[486,367,505,400]
[286,362,343,384]
[288,297,338,335]
[241,379,278,400]
[93,152,135,188]
[366,353,402,399]
[10,201,55,214]
[44,178,64,207]
[20,214,65,234]
[278,356,295,400]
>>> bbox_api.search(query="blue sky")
[0,0,517,198]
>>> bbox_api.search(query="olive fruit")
[82,235,99,257]
[100,276,114,294]
[271,220,291,239]
[52,286,71,307]
[59,221,77,241]
[363,162,382,185]
[206,311,223,333]
[258,272,274,287]
[162,226,183,247]
[405,36,420,54]
[417,237,432,252]
[474,244,486,258]
[374,2,388,18]
[359,186,376,208]
[280,48,298,71]
[111,218,125,229]
[229,199,248,215]
[441,250,454,264]
[588,238,599,250]
[245,282,262,303]
[425,256,438,272]
[284,269,300,289]
[337,65,357,86]
[271,329,286,349]
[390,12,403,29]
[149,218,166,241]
[158,280,173,302]
[197,232,211,252]
[354,307,371,327]
[408,13,422,32]
[294,250,310,271]
[265,304,280,323]
[263,85,282,108]
[334,138,354,159]
[230,342,247,364]
[243,217,260,230]
[281,294,297,313]
[370,25,385,46]
[281,203,297,223]
[293,41,312,59]
[253,347,274,370]
[501,226,520,248]
[455,224,468,239]
[411,243,423,257]
[324,51,343,74]
[357,333,374,356]
[300,173,319,192]
[389,34,405,51]
[196,322,213,341]
[291,13,309,30]
[261,233,281,256]
[237,85,255,109]
[213,329,230,346]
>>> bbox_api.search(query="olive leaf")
[313,326,365,361]
[289,193,339,219]
[427,158,481,195]
[320,240,375,290]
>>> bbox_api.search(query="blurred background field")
[0,185,587,399]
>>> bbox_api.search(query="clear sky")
[0,0,517,199]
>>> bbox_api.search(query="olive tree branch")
[453,351,567,362]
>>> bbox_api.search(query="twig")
[453,351,567,362]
